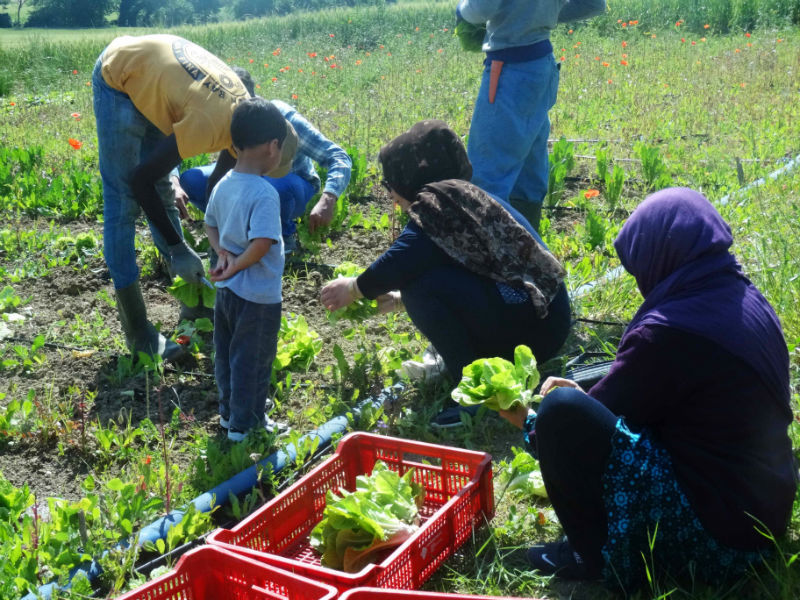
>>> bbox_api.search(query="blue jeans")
[92,56,182,290]
[467,54,560,208]
[400,265,571,377]
[179,164,316,238]
[214,287,281,432]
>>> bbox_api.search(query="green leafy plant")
[595,146,610,183]
[167,275,215,310]
[546,137,576,207]
[325,262,379,324]
[635,142,669,190]
[455,19,486,52]
[452,345,541,411]
[497,447,548,500]
[604,164,626,212]
[0,285,24,313]
[582,209,608,250]
[309,461,425,572]
[275,313,322,372]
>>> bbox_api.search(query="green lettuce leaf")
[451,345,541,411]
[310,461,425,571]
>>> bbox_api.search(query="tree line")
[0,0,387,28]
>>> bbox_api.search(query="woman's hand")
[321,277,360,311]
[539,376,584,396]
[376,291,404,314]
[498,404,531,430]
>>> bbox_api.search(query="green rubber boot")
[509,199,543,233]
[116,280,184,361]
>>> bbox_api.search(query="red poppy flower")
[68,138,82,150]
[71,112,81,119]
[584,189,600,199]
[176,335,191,345]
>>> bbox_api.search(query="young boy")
[204,98,289,442]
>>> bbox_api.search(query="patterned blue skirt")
[601,419,764,591]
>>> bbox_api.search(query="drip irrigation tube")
[22,383,404,600]
[569,151,800,309]
[716,153,800,206]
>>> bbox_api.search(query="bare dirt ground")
[0,186,601,505]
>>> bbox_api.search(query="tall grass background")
[0,1,799,597]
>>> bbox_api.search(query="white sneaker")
[400,344,446,382]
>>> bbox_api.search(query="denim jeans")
[467,54,560,209]
[214,287,281,432]
[179,164,316,238]
[92,56,182,290]
[400,264,571,377]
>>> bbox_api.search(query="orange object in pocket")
[488,59,504,104]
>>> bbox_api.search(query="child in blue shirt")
[204,98,288,442]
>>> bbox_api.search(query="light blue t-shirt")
[205,171,283,304]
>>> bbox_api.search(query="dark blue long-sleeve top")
[356,197,545,299]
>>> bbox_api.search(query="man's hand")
[171,175,191,220]
[308,191,337,234]
[168,241,204,284]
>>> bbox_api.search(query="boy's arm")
[205,224,222,255]
[209,237,275,282]
[558,0,606,23]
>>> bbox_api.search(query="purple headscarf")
[614,187,790,408]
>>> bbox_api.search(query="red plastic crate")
[339,588,541,600]
[207,432,494,594]
[115,545,338,600]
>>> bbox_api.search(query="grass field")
[0,2,799,599]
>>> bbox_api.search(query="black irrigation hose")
[131,442,336,579]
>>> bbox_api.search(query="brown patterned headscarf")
[378,121,566,317]
[379,119,472,200]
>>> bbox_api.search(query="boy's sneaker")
[430,403,480,429]
[524,540,601,580]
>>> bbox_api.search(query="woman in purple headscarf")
[500,188,797,591]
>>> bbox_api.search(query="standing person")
[320,120,571,427]
[499,188,797,590]
[177,88,352,252]
[205,98,287,442]
[93,34,253,359]
[457,0,606,230]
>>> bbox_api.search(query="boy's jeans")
[214,287,281,432]
[467,53,560,210]
[92,56,182,290]
[180,164,316,238]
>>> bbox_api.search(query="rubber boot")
[510,199,543,233]
[179,301,214,323]
[116,280,184,361]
